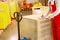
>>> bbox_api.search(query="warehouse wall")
[26,0,39,3]
[18,0,39,3]
[19,0,48,6]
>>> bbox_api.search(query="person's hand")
[47,16,52,20]
[45,14,52,20]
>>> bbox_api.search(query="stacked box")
[20,15,52,40]
[32,6,50,17]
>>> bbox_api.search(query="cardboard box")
[32,6,50,17]
[20,15,52,40]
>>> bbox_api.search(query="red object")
[49,1,56,13]
[50,1,60,40]
[29,7,32,10]
[29,3,33,7]
[23,2,26,5]
[23,0,27,10]
[23,0,26,5]
[28,3,33,10]
[52,14,60,40]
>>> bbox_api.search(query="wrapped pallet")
[20,15,52,40]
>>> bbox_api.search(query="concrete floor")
[0,20,20,40]
[0,30,3,35]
